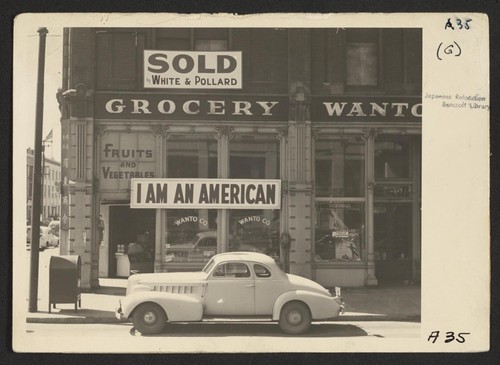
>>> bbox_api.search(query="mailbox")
[49,255,81,313]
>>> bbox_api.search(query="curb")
[26,314,420,324]
[27,317,130,324]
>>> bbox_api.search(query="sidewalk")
[26,278,420,324]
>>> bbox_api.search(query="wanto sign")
[131,179,281,209]
[144,50,242,89]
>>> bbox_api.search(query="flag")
[44,129,53,142]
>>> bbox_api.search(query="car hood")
[167,243,196,249]
[285,273,331,296]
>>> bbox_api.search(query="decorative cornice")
[149,124,170,138]
[94,124,107,137]
[362,128,381,141]
[215,126,234,140]
[275,126,289,141]
[312,127,321,140]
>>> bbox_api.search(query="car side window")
[253,264,271,278]
[213,262,251,278]
[199,237,217,248]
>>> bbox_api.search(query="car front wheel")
[132,303,167,335]
[278,302,312,335]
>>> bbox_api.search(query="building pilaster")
[363,128,379,286]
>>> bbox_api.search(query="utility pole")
[29,27,48,313]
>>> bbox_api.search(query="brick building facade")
[58,27,421,289]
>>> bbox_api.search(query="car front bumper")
[115,301,125,320]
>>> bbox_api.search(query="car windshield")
[202,258,215,274]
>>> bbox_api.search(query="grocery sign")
[144,50,242,89]
[131,179,281,209]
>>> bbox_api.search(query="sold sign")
[144,50,242,89]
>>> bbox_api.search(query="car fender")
[122,291,203,322]
[272,290,342,321]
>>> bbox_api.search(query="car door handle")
[245,284,255,287]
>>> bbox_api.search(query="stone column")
[215,126,233,253]
[287,29,313,279]
[63,84,96,290]
[150,124,169,273]
[363,128,379,286]
[275,127,289,271]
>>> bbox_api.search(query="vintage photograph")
[12,13,489,353]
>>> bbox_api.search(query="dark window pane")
[156,38,190,50]
[375,138,410,179]
[195,40,228,51]
[315,136,365,197]
[167,135,217,179]
[194,28,228,40]
[250,29,273,82]
[112,33,136,79]
[230,135,280,179]
[346,42,378,86]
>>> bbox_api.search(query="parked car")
[48,220,60,238]
[165,230,262,263]
[116,252,344,335]
[26,225,57,249]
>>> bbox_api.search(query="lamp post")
[29,27,48,313]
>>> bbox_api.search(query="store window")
[315,136,365,197]
[229,210,280,260]
[345,29,379,87]
[314,202,364,262]
[164,209,218,264]
[229,135,280,259]
[164,135,218,264]
[314,135,366,263]
[166,135,217,178]
[375,137,411,180]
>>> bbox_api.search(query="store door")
[108,205,156,277]
[374,203,413,284]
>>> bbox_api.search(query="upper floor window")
[375,137,411,180]
[194,28,229,51]
[345,29,379,87]
[315,136,365,197]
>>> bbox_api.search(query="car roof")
[213,252,276,265]
[196,230,216,238]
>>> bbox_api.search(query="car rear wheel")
[278,302,311,335]
[132,303,167,335]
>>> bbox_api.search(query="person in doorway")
[99,214,105,243]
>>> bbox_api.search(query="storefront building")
[58,27,421,289]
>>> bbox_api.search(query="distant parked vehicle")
[48,220,60,238]
[26,225,58,250]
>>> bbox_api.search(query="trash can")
[49,255,81,313]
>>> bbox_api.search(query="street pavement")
[21,321,421,352]
[22,247,421,324]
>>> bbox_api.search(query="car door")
[253,263,286,315]
[204,261,255,316]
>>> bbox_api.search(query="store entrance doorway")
[374,203,413,284]
[108,205,155,277]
